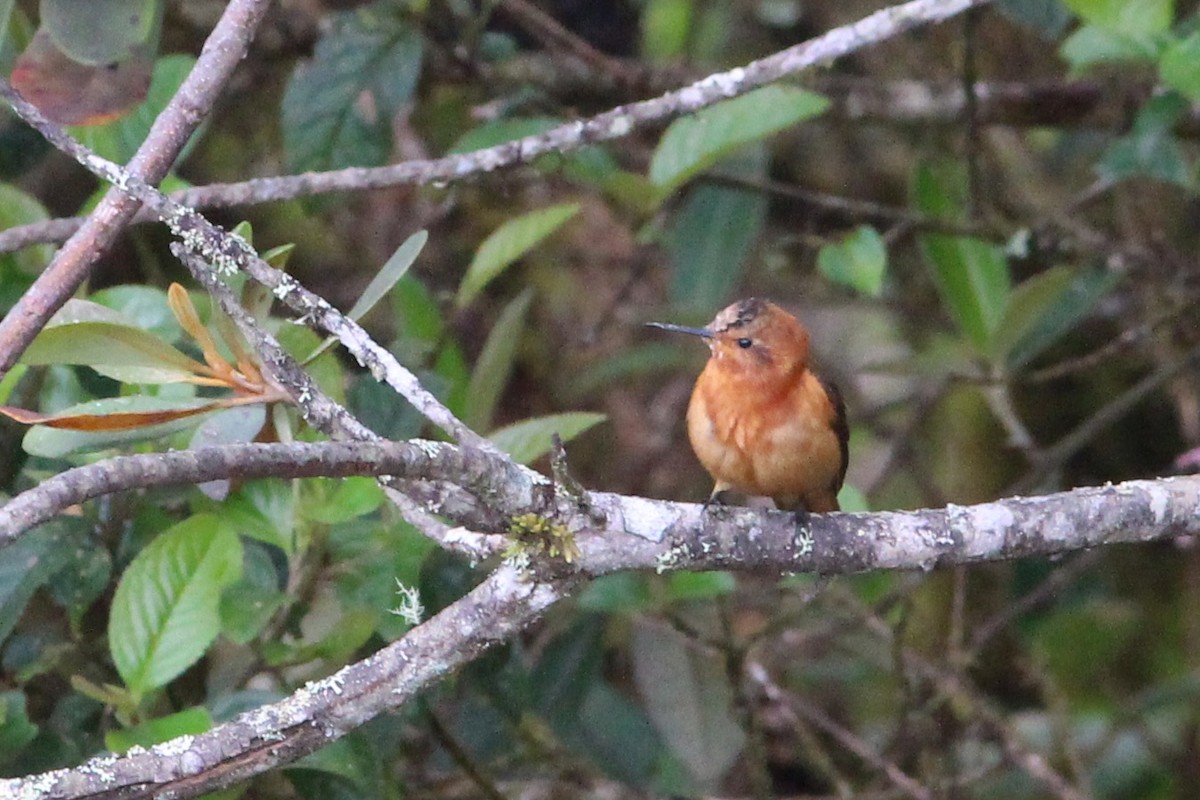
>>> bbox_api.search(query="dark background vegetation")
[2,0,1199,797]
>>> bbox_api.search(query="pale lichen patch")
[616,495,675,542]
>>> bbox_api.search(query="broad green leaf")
[221,479,297,554]
[465,289,533,431]
[1160,31,1200,101]
[532,616,607,727]
[1005,268,1115,369]
[631,620,744,788]
[306,230,427,362]
[837,482,870,513]
[487,412,606,465]
[282,4,422,172]
[577,573,654,612]
[71,54,197,165]
[649,85,828,192]
[306,477,384,525]
[0,692,38,766]
[1060,24,1161,72]
[817,225,887,296]
[1061,0,1173,37]
[22,320,204,383]
[19,396,223,458]
[456,203,580,308]
[913,163,1011,352]
[0,521,80,647]
[990,265,1075,362]
[220,540,285,645]
[0,364,26,405]
[91,285,181,342]
[641,0,692,60]
[109,514,242,699]
[666,147,768,311]
[41,0,158,65]
[0,184,53,276]
[105,707,212,754]
[1098,94,1192,188]
[664,571,735,601]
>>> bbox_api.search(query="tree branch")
[0,434,1196,797]
[3,438,1198,575]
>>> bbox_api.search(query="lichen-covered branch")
[3,437,1198,575]
[0,564,577,800]
[0,435,1196,798]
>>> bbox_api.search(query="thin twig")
[747,662,933,800]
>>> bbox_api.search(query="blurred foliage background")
[2,0,1200,797]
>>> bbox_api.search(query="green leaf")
[649,85,828,192]
[306,230,427,363]
[306,477,384,525]
[219,540,284,645]
[913,163,1011,352]
[1061,0,1173,37]
[282,4,422,172]
[109,514,242,700]
[22,319,204,383]
[0,184,53,277]
[1098,93,1192,188]
[990,266,1075,362]
[631,620,744,788]
[349,231,427,322]
[41,0,158,65]
[70,54,197,165]
[664,571,735,602]
[577,573,654,612]
[1160,31,1200,102]
[488,412,606,465]
[817,225,887,296]
[0,692,38,766]
[641,0,693,60]
[465,289,533,431]
[105,707,212,754]
[91,285,181,342]
[221,479,297,554]
[456,203,580,308]
[666,147,768,311]
[0,521,80,647]
[1060,24,1161,71]
[1005,268,1115,369]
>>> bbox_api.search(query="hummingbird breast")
[686,365,845,512]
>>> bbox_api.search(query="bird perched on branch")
[647,298,848,515]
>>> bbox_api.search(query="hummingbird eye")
[736,338,753,349]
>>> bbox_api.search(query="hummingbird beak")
[645,321,713,338]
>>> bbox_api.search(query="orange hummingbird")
[648,298,848,515]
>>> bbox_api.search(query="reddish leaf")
[0,400,236,431]
[11,29,151,125]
